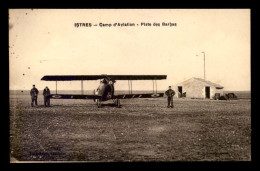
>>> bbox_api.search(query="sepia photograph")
[9,9,251,162]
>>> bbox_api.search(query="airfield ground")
[9,94,251,162]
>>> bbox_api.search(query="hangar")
[172,77,224,99]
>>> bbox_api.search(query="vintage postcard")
[9,9,251,162]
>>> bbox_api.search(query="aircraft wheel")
[112,99,116,104]
[113,99,117,106]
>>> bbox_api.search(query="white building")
[172,77,224,99]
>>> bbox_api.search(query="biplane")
[41,75,167,107]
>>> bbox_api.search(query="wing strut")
[128,80,133,95]
[128,80,130,94]
[152,80,157,94]
[131,80,132,94]
[81,80,84,95]
[152,80,154,93]
[155,80,157,94]
[56,81,57,94]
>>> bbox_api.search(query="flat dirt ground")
[9,94,251,162]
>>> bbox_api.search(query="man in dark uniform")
[43,86,51,107]
[165,86,175,108]
[30,85,39,107]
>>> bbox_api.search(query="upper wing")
[42,75,105,81]
[105,75,167,80]
[41,75,167,81]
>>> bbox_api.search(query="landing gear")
[93,89,97,102]
[115,99,121,108]
[97,98,102,108]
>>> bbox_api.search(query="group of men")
[30,84,176,108]
[30,85,51,107]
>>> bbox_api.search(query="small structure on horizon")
[172,77,224,99]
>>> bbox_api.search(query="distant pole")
[201,52,206,80]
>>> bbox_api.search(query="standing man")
[43,86,51,107]
[165,86,175,108]
[30,85,39,107]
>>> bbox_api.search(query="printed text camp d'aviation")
[74,22,177,27]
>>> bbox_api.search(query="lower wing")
[114,93,164,99]
[47,94,101,99]
[46,93,164,100]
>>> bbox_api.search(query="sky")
[9,9,250,91]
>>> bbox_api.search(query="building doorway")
[178,86,182,98]
[205,86,210,99]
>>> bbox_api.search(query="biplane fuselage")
[41,75,167,107]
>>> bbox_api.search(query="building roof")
[176,77,224,89]
[193,78,224,89]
